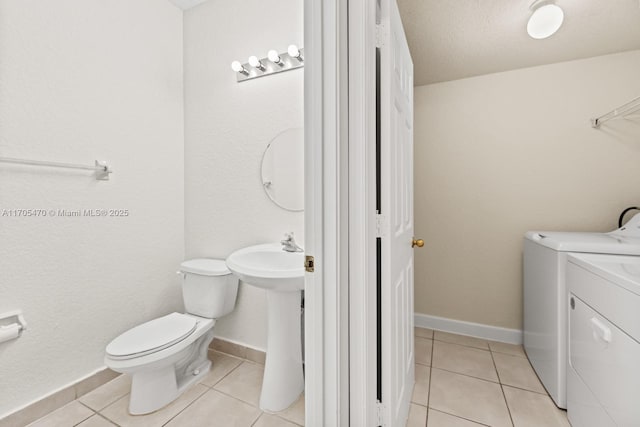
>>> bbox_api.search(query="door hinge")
[376,213,387,238]
[376,400,386,426]
[375,23,385,48]
[304,255,315,273]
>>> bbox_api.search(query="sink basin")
[225,242,305,412]
[226,243,304,291]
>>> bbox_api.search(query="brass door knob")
[412,238,424,248]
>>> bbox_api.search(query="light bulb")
[287,44,300,58]
[231,61,246,73]
[248,55,264,69]
[268,49,282,64]
[527,4,564,39]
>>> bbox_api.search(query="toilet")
[104,259,238,415]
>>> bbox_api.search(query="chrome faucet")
[281,232,303,252]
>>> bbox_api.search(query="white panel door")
[379,0,415,425]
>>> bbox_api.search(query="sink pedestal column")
[260,289,304,412]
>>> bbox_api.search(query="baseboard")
[210,337,266,365]
[414,312,523,345]
[0,367,119,427]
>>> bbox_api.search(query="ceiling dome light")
[527,4,564,39]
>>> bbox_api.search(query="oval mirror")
[261,127,304,212]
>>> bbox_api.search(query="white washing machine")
[523,213,640,408]
[566,253,640,427]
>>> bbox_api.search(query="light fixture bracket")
[233,49,304,83]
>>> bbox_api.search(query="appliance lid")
[609,213,640,238]
[179,258,230,276]
[106,313,197,359]
[525,231,640,254]
[568,253,640,296]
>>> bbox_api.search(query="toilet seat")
[106,313,198,360]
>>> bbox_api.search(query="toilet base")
[126,327,215,415]
[128,358,211,415]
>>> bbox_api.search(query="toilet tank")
[179,259,238,319]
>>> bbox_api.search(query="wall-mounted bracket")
[0,310,27,344]
[95,160,112,181]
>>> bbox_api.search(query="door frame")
[347,0,379,426]
[305,0,385,424]
[303,0,350,425]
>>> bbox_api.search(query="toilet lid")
[106,313,198,360]
[180,259,230,276]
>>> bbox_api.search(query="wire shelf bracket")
[591,95,640,128]
[0,157,112,180]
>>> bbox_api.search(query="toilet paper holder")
[0,310,27,343]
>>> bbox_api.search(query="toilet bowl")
[104,259,238,415]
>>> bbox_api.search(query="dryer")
[523,213,640,408]
[566,253,640,427]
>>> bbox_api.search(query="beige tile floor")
[27,351,304,427]
[26,328,569,427]
[408,328,570,427]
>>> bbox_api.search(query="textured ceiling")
[397,0,640,86]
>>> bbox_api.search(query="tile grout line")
[95,396,128,427]
[426,358,548,395]
[85,412,120,427]
[489,349,515,427]
[488,346,527,359]
[26,397,97,427]
[426,332,433,426]
[429,365,501,386]
[432,333,490,350]
[95,412,120,427]
[209,361,265,408]
[428,408,492,427]
[70,406,95,427]
[249,412,263,426]
[159,384,210,427]
[432,331,527,357]
[432,339,489,351]
[164,357,265,426]
[76,400,97,414]
[200,356,246,389]
[206,388,264,412]
[492,380,550,396]
[212,384,304,425]
[426,334,492,427]
[81,376,132,416]
[251,412,303,427]
[489,351,550,396]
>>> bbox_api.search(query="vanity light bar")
[230,45,304,83]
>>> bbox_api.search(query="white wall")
[414,50,640,330]
[0,0,184,417]
[184,0,304,349]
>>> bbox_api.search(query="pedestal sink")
[226,243,304,412]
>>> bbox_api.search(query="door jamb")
[348,0,379,426]
[304,0,350,425]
